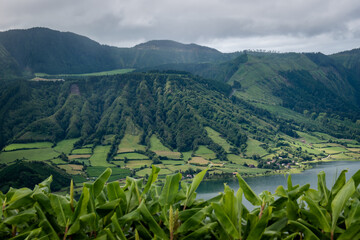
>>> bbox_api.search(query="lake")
[197,161,360,207]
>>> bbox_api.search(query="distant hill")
[0,28,236,75]
[0,42,21,78]
[0,27,120,74]
[0,161,71,192]
[143,51,360,120]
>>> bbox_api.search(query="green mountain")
[0,27,119,74]
[0,28,236,75]
[0,42,21,78]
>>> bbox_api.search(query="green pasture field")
[117,133,146,152]
[245,138,268,157]
[195,146,216,160]
[114,152,148,160]
[54,138,79,154]
[50,158,67,164]
[72,148,93,154]
[136,166,174,177]
[296,131,324,144]
[125,160,153,169]
[205,127,233,152]
[89,145,113,167]
[0,148,59,164]
[72,175,87,184]
[35,68,134,78]
[154,151,181,159]
[71,159,90,165]
[327,153,354,160]
[86,166,131,178]
[150,135,171,152]
[3,142,53,151]
[161,160,185,165]
[227,154,258,166]
[181,151,193,161]
[320,146,347,154]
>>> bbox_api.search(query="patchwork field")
[0,130,358,191]
[205,127,233,152]
[114,152,148,160]
[3,142,53,151]
[89,145,113,167]
[117,133,146,153]
[195,146,216,160]
[245,138,268,157]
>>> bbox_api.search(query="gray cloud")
[0,0,359,53]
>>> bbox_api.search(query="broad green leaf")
[212,202,239,238]
[3,208,36,225]
[49,194,72,227]
[288,184,310,200]
[79,212,96,231]
[236,187,243,240]
[35,203,60,240]
[176,206,212,234]
[247,206,272,240]
[331,170,347,196]
[180,222,218,240]
[6,188,34,210]
[337,221,360,240]
[303,195,331,232]
[288,220,320,240]
[345,199,360,228]
[317,171,329,206]
[138,200,168,240]
[276,185,288,198]
[93,168,112,198]
[159,173,182,206]
[331,178,356,232]
[32,189,53,215]
[184,168,207,209]
[266,217,287,232]
[38,175,53,193]
[107,181,127,215]
[96,199,121,217]
[352,169,360,187]
[236,173,261,206]
[142,165,160,196]
[287,174,293,190]
[111,212,127,240]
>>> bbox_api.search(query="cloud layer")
[1,0,359,53]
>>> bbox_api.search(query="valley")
[0,28,360,192]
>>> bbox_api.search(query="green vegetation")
[114,152,148,160]
[205,127,233,152]
[1,167,359,239]
[245,138,268,157]
[71,148,93,154]
[150,134,171,151]
[0,148,59,163]
[0,161,71,192]
[35,68,134,77]
[117,133,146,153]
[89,145,113,167]
[195,146,216,160]
[3,142,53,151]
[53,138,79,154]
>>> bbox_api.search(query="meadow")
[0,128,359,188]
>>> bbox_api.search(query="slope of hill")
[0,42,21,78]
[0,27,121,74]
[0,28,237,75]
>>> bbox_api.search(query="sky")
[0,0,360,54]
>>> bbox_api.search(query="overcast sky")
[1,0,360,54]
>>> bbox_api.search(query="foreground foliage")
[1,166,360,239]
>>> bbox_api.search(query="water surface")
[197,161,360,205]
